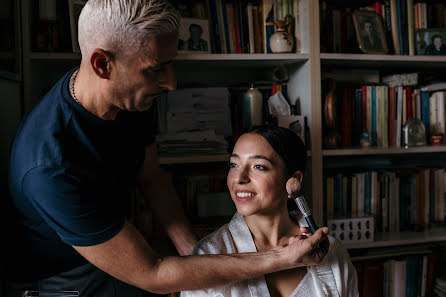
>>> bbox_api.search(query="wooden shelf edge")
[0,71,21,82]
[323,145,446,156]
[345,227,446,250]
[176,53,310,61]
[29,52,81,60]
[321,52,446,63]
[159,154,229,165]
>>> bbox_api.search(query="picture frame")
[352,10,388,54]
[415,29,446,55]
[178,17,211,53]
[68,0,87,53]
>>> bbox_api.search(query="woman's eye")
[254,164,268,170]
[229,162,238,168]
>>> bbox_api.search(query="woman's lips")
[234,191,256,202]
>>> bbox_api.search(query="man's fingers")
[304,227,329,249]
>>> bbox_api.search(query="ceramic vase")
[269,20,294,53]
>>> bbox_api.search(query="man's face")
[110,34,178,112]
[434,37,442,50]
[190,27,202,42]
[364,22,372,33]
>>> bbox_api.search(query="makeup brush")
[286,177,328,255]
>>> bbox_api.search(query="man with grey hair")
[6,0,329,296]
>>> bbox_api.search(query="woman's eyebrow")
[230,153,274,165]
[249,155,274,165]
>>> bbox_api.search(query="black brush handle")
[305,215,328,256]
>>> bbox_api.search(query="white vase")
[270,28,294,53]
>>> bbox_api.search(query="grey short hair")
[78,0,180,59]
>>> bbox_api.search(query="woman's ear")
[291,171,303,184]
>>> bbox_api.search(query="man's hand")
[276,227,329,269]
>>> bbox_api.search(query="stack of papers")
[156,130,228,157]
[157,88,232,157]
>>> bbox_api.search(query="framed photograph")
[68,0,87,53]
[277,115,306,145]
[352,10,388,54]
[415,29,446,55]
[178,17,211,53]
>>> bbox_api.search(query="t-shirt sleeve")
[22,166,125,246]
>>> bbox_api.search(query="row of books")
[324,168,446,233]
[320,0,446,55]
[413,3,446,29]
[331,83,446,149]
[207,0,300,54]
[354,253,438,297]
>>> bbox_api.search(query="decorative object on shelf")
[324,80,339,149]
[359,132,372,148]
[415,29,446,55]
[269,20,294,53]
[402,118,427,148]
[68,0,87,53]
[178,17,210,53]
[352,10,388,54]
[243,84,263,130]
[328,215,374,243]
[272,65,289,82]
[431,133,444,145]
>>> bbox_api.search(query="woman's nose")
[235,167,250,184]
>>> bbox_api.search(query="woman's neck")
[244,207,301,251]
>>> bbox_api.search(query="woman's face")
[227,133,289,217]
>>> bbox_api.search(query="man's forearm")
[148,249,286,293]
[75,221,328,295]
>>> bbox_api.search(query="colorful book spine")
[372,86,378,146]
[421,91,430,138]
[262,0,274,53]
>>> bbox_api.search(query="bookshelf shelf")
[0,51,15,59]
[29,52,81,60]
[159,154,230,165]
[175,53,309,69]
[0,70,21,82]
[320,53,446,69]
[176,53,310,61]
[344,226,446,250]
[28,52,310,64]
[323,145,446,156]
[159,151,312,165]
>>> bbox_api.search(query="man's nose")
[158,65,176,91]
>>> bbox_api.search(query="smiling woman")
[181,125,358,297]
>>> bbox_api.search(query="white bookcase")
[17,0,446,251]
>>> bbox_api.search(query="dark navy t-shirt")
[8,67,155,281]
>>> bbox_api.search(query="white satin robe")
[181,212,359,297]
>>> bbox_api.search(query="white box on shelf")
[327,216,374,243]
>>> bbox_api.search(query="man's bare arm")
[138,144,197,255]
[73,221,328,294]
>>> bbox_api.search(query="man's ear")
[90,48,114,79]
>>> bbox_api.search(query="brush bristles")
[286,177,301,198]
